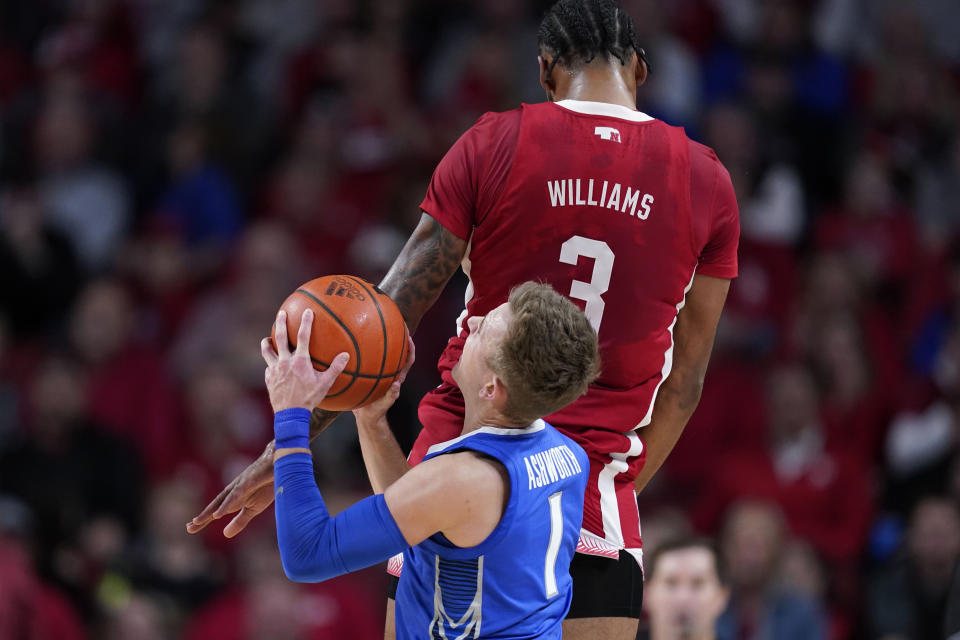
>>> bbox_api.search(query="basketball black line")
[294,288,361,399]
[346,276,388,409]
[308,356,405,379]
[394,320,408,382]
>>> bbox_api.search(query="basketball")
[271,275,409,411]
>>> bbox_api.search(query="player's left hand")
[262,308,349,413]
[353,336,415,423]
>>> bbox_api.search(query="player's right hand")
[262,309,350,413]
[353,336,415,424]
[186,442,275,537]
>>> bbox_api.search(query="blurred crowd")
[0,0,958,638]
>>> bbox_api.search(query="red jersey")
[410,99,739,566]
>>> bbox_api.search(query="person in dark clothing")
[866,496,960,640]
[0,356,143,567]
[0,186,83,339]
[946,557,960,638]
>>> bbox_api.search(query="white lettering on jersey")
[639,194,654,220]
[547,180,566,207]
[586,179,598,206]
[574,179,586,206]
[525,457,537,489]
[606,183,621,211]
[545,177,654,220]
[594,126,621,143]
[524,445,584,490]
[621,187,641,216]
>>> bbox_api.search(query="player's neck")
[462,402,529,436]
[553,63,637,111]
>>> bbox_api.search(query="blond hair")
[489,282,601,423]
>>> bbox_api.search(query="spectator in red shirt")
[69,278,182,478]
[807,312,892,463]
[693,363,874,572]
[0,534,86,640]
[813,151,917,297]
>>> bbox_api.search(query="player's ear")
[479,378,496,402]
[487,375,511,412]
[538,54,556,98]
[633,49,648,88]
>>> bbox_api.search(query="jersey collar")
[425,419,547,456]
[554,99,654,122]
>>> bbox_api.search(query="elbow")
[280,553,326,583]
[277,536,326,583]
[684,377,704,410]
[666,371,704,412]
[280,553,315,583]
[278,539,341,583]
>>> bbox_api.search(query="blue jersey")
[394,419,589,640]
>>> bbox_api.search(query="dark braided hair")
[537,0,649,79]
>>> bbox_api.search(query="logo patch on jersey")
[323,277,366,301]
[594,126,621,143]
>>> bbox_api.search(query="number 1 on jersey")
[559,236,615,333]
[545,491,563,599]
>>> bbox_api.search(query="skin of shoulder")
[384,450,510,548]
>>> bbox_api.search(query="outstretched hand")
[187,308,349,538]
[185,451,276,537]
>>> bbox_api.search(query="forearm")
[356,415,412,493]
[633,375,703,493]
[378,213,467,333]
[272,410,408,582]
[274,454,408,582]
[634,274,730,493]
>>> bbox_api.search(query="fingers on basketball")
[275,310,290,359]
[274,276,409,410]
[261,337,278,366]
[295,309,313,359]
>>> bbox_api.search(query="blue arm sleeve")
[272,410,409,583]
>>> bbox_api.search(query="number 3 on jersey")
[559,236,615,333]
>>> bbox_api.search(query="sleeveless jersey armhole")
[417,443,521,560]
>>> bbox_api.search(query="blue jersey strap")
[273,411,408,582]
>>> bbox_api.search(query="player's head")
[452,282,600,425]
[536,0,649,101]
[644,537,730,640]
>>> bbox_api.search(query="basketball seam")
[308,356,405,379]
[294,288,361,399]
[396,319,408,381]
[346,276,388,409]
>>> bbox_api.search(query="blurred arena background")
[0,0,959,638]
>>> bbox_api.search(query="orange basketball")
[271,275,409,411]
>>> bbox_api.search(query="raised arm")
[633,274,730,493]
[306,211,466,437]
[187,213,466,537]
[378,212,469,332]
[263,316,504,581]
[351,339,417,493]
